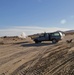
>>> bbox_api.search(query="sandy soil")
[0,35,74,75]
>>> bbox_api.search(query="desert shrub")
[3,36,7,38]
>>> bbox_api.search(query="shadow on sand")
[21,42,53,47]
[13,41,28,45]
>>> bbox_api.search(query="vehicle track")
[0,42,74,75]
[0,43,53,75]
[10,42,73,75]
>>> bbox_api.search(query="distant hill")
[65,30,74,35]
[65,30,74,33]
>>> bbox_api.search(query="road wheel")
[34,40,39,43]
[52,39,58,44]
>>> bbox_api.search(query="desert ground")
[0,34,74,75]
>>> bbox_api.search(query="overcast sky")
[0,0,74,36]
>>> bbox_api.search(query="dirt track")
[0,36,74,75]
